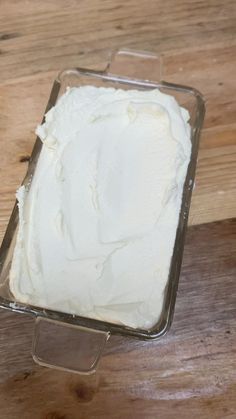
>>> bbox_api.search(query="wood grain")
[0,1,236,418]
[0,219,235,419]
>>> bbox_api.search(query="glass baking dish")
[0,49,205,374]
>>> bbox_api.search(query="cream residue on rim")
[10,86,191,329]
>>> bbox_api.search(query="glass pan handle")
[32,317,109,374]
[105,48,163,82]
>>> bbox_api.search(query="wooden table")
[0,1,235,418]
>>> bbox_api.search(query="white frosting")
[10,86,191,329]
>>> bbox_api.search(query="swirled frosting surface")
[10,86,191,329]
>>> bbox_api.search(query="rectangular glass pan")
[0,50,205,345]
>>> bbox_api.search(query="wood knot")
[43,412,67,419]
[19,155,30,163]
[13,370,34,383]
[72,383,96,403]
[0,32,20,41]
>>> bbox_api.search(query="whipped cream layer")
[10,86,191,329]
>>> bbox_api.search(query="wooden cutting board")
[0,0,235,418]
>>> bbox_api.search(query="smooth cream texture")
[10,86,191,329]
